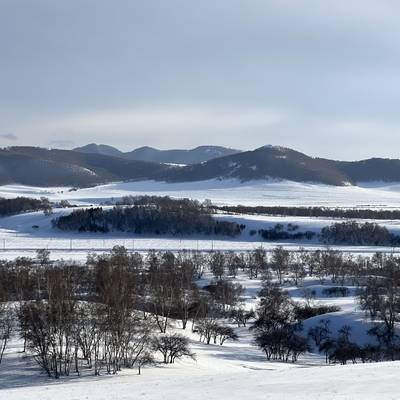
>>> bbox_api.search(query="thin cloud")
[33,105,286,136]
[21,106,286,150]
[0,133,17,141]
[48,140,75,149]
[49,139,75,149]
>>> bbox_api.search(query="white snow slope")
[2,359,399,400]
[1,207,400,260]
[2,179,400,259]
[2,179,400,207]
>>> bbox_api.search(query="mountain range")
[73,144,240,164]
[1,144,400,187]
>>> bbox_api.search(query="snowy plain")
[1,178,400,399]
[1,271,399,400]
[2,179,400,259]
[2,355,399,400]
[1,208,400,260]
[2,178,400,207]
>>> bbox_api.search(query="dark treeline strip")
[257,223,316,241]
[0,196,52,216]
[320,221,400,246]
[257,221,398,246]
[217,205,400,220]
[52,196,243,236]
[256,221,398,246]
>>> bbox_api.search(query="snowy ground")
[1,177,400,397]
[2,179,400,208]
[3,178,400,260]
[1,271,399,399]
[2,356,399,400]
[1,207,400,260]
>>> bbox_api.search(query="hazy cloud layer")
[48,140,75,149]
[0,133,17,141]
[1,0,400,159]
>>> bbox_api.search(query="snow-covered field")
[1,179,400,259]
[1,271,399,399]
[2,179,400,207]
[2,355,399,400]
[1,207,400,260]
[1,177,400,398]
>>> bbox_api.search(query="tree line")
[52,196,243,236]
[217,204,400,220]
[257,223,316,241]
[0,196,52,216]
[320,221,400,246]
[256,221,400,246]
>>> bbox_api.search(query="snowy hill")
[73,144,241,164]
[3,145,400,187]
[124,145,241,164]
[73,143,125,158]
[2,178,400,208]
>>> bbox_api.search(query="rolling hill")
[73,144,241,164]
[2,145,400,187]
[0,147,170,187]
[162,146,350,185]
[73,143,124,158]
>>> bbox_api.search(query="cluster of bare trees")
[307,321,387,365]
[0,247,249,378]
[359,255,400,360]
[1,244,400,375]
[252,286,308,362]
[195,319,238,345]
[205,247,366,287]
[16,257,156,378]
[243,248,400,364]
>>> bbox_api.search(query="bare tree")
[0,304,13,364]
[135,351,155,375]
[270,247,291,284]
[209,251,225,280]
[360,257,400,357]
[228,307,255,327]
[152,334,195,364]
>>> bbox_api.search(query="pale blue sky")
[1,0,400,159]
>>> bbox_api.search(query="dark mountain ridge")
[0,147,170,187]
[1,145,400,187]
[73,144,241,164]
[161,146,349,185]
[73,143,124,158]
